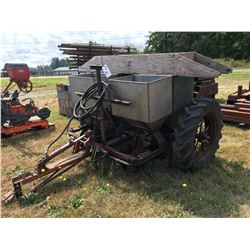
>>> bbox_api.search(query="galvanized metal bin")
[68,74,96,105]
[68,73,119,105]
[67,74,194,128]
[109,74,173,125]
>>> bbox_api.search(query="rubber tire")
[172,97,223,172]
[37,107,51,119]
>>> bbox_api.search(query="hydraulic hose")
[73,81,109,119]
[45,81,109,155]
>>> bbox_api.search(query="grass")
[216,58,250,69]
[0,76,68,92]
[216,70,250,103]
[1,71,250,218]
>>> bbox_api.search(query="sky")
[0,31,149,68]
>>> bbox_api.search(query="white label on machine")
[102,65,112,78]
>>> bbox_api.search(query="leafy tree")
[59,58,70,67]
[50,57,60,70]
[36,64,51,75]
[145,32,250,60]
[50,57,70,69]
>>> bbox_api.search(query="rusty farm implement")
[2,53,232,203]
[1,63,53,137]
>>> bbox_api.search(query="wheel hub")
[195,118,212,157]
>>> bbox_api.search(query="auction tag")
[102,64,112,78]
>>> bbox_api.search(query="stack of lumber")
[221,101,250,125]
[221,83,250,125]
[193,78,218,98]
[58,42,135,69]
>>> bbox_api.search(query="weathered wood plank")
[179,52,232,74]
[80,53,221,78]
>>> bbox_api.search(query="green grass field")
[0,76,68,92]
[1,71,250,218]
[216,58,250,69]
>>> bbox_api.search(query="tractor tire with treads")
[172,97,223,172]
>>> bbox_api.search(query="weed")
[228,160,247,171]
[20,192,44,206]
[47,205,62,217]
[5,165,22,175]
[69,196,85,209]
[73,178,84,187]
[92,159,114,179]
[96,182,111,193]
[216,148,223,154]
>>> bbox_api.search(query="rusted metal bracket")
[95,139,168,167]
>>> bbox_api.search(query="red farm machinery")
[1,63,53,137]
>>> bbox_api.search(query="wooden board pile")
[221,83,250,125]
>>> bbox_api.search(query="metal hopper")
[80,52,232,78]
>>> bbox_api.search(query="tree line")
[35,57,70,75]
[144,32,250,60]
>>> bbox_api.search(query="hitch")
[2,131,92,203]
